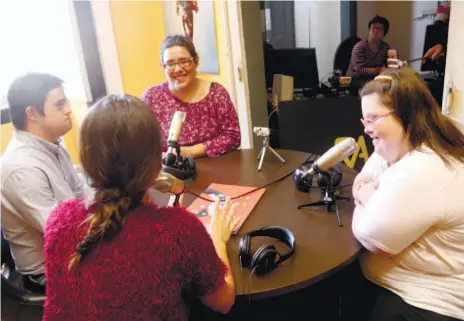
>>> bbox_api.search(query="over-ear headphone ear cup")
[293,161,314,193]
[316,164,343,189]
[251,244,277,275]
[332,164,343,187]
[184,156,196,171]
[164,153,177,166]
[238,235,251,267]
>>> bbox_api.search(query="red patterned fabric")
[43,199,226,321]
[142,82,241,158]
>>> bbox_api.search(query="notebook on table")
[187,183,266,234]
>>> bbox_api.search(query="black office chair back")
[333,36,362,75]
[1,230,46,305]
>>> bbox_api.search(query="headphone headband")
[245,226,295,264]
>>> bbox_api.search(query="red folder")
[187,183,266,234]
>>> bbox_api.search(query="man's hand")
[423,44,444,62]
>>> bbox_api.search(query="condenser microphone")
[162,111,196,180]
[166,111,186,155]
[307,138,357,176]
[152,172,184,195]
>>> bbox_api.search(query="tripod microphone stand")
[257,135,285,171]
[297,171,350,227]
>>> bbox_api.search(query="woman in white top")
[352,67,464,321]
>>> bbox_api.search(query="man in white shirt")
[1,73,85,290]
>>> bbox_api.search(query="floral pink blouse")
[142,82,241,158]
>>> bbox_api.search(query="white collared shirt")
[1,130,85,275]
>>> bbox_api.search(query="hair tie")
[375,75,393,81]
[76,242,89,254]
[97,188,125,204]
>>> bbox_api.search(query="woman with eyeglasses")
[346,15,390,78]
[351,68,464,321]
[142,35,240,159]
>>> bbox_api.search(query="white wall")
[357,1,437,71]
[409,1,438,70]
[294,0,341,81]
[443,1,464,129]
[357,0,378,40]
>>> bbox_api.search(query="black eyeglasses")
[164,59,194,70]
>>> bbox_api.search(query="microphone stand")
[165,142,183,207]
[167,140,183,164]
[173,194,181,207]
[297,170,350,227]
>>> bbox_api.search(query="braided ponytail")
[70,94,163,271]
[68,188,135,271]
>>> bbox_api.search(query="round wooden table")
[178,148,361,300]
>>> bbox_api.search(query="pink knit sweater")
[43,199,226,321]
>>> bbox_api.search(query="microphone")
[166,111,186,156]
[152,172,184,195]
[162,111,196,181]
[307,137,357,176]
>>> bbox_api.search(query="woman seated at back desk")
[142,35,241,159]
[346,15,390,78]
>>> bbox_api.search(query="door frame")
[220,0,254,149]
[90,1,124,96]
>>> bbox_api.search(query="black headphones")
[238,226,296,276]
[162,151,197,180]
[293,160,342,193]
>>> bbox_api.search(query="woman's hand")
[354,181,378,206]
[423,44,443,62]
[208,197,240,246]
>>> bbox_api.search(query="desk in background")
[320,79,368,97]
[320,72,443,105]
[277,97,374,172]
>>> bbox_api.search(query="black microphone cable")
[184,153,354,202]
[247,265,259,305]
[184,153,319,202]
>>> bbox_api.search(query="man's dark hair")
[7,72,64,130]
[368,15,390,36]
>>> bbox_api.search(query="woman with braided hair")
[42,95,239,321]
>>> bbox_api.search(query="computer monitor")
[266,48,320,91]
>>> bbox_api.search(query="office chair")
[333,36,362,75]
[1,230,46,306]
